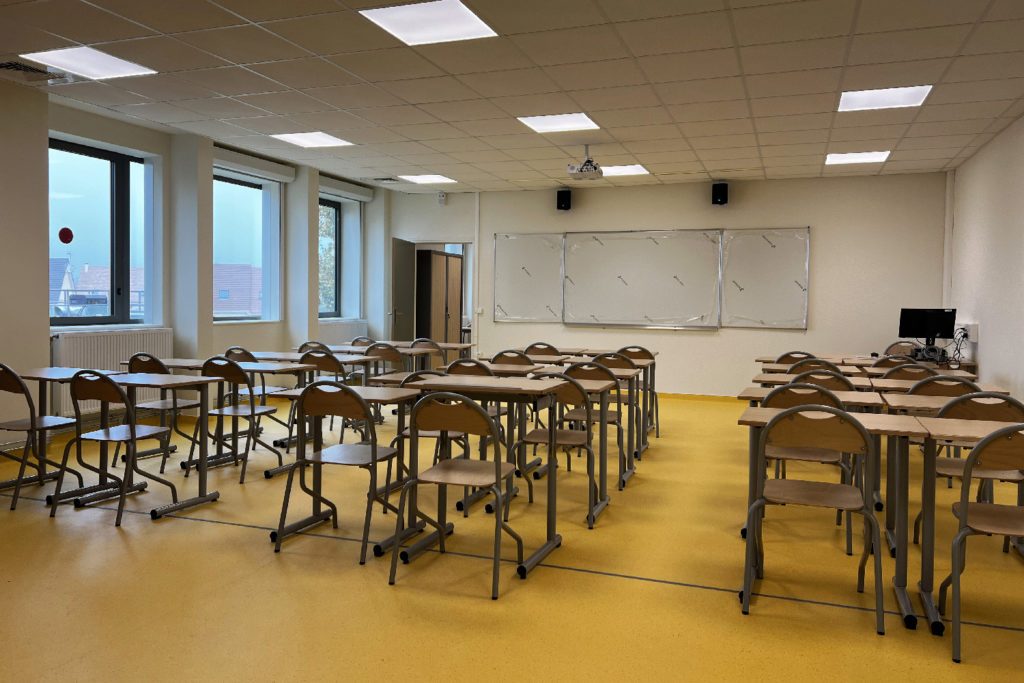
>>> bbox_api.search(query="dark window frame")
[48,138,144,326]
[318,197,342,319]
[212,174,268,322]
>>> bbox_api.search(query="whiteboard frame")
[561,228,722,330]
[719,227,810,330]
[492,232,565,323]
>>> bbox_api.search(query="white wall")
[949,115,1024,397]
[390,174,947,395]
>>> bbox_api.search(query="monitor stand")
[912,339,947,363]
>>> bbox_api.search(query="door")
[391,238,416,340]
[430,252,447,340]
[445,254,463,344]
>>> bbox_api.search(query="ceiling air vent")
[372,177,400,184]
[0,59,64,83]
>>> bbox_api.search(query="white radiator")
[50,328,174,416]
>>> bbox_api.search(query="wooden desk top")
[479,361,542,377]
[752,373,874,390]
[881,394,950,414]
[755,353,852,364]
[364,371,411,386]
[114,373,220,388]
[761,363,862,375]
[916,417,1023,443]
[19,367,124,382]
[325,344,432,357]
[273,384,420,404]
[409,375,564,397]
[738,406,927,437]
[737,386,885,409]
[861,366,977,380]
[870,378,1007,394]
[250,351,372,365]
[380,340,472,351]
[157,358,314,374]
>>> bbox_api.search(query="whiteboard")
[562,230,721,328]
[493,233,563,322]
[721,228,809,329]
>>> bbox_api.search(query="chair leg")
[9,435,34,510]
[950,529,970,663]
[274,463,299,552]
[585,445,596,529]
[491,486,503,599]
[741,499,766,614]
[114,442,134,527]
[49,438,77,518]
[913,509,922,544]
[388,480,415,586]
[863,511,885,635]
[360,469,377,565]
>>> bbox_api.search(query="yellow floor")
[1,395,1021,680]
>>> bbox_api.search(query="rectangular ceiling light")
[517,113,600,133]
[20,46,156,80]
[398,174,457,184]
[360,0,496,46]
[838,85,932,112]
[602,164,649,176]
[825,151,890,165]
[271,132,353,147]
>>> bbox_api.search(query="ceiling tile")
[176,67,287,96]
[759,142,827,158]
[235,91,333,115]
[413,38,532,73]
[265,11,401,54]
[882,160,949,172]
[42,81,151,107]
[490,92,581,117]
[889,148,963,161]
[696,146,759,160]
[678,118,754,137]
[226,116,312,134]
[595,0,723,21]
[418,99,509,121]
[99,36,229,73]
[452,118,530,136]
[423,137,495,152]
[632,149,697,163]
[3,0,155,43]
[689,133,758,149]
[944,52,1024,82]
[653,77,746,104]
[387,122,466,140]
[335,128,410,144]
[303,84,404,109]
[510,26,630,65]
[841,59,950,90]
[177,26,310,64]
[637,49,740,82]
[590,107,673,128]
[176,97,268,118]
[614,12,733,56]
[215,0,340,22]
[763,154,823,167]
[0,17,70,53]
[369,141,438,156]
[668,100,749,122]
[828,124,908,141]
[847,26,971,65]
[606,124,683,141]
[480,134,553,150]
[89,0,241,33]
[833,108,919,127]
[766,165,822,177]
[745,68,841,99]
[456,68,561,97]
[503,147,566,160]
[739,38,847,74]
[985,0,1024,20]
[283,110,375,131]
[732,0,856,45]
[469,0,606,34]
[346,106,439,126]
[927,78,1024,104]
[566,85,661,111]
[756,129,830,146]
[328,48,444,81]
[905,119,991,136]
[544,59,648,90]
[112,102,201,123]
[750,93,836,117]
[448,149,515,163]
[915,100,1015,122]
[248,59,362,89]
[378,76,479,104]
[855,0,989,33]
[114,74,218,102]
[173,119,253,138]
[753,113,834,132]
[897,134,978,150]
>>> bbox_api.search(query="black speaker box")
[711,182,728,205]
[556,188,571,211]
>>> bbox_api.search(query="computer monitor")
[898,308,956,346]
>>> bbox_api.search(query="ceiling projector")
[567,144,603,180]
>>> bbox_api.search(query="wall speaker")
[556,188,572,211]
[711,182,728,205]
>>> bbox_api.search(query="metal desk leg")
[918,437,943,635]
[891,434,918,629]
[591,389,610,523]
[151,383,220,519]
[884,435,898,556]
[639,366,650,454]
[374,403,425,556]
[620,377,637,488]
[741,425,760,539]
[518,397,561,578]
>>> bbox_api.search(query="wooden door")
[430,252,447,341]
[445,254,462,344]
[390,238,416,340]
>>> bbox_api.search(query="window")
[318,196,361,318]
[213,174,280,321]
[48,139,149,324]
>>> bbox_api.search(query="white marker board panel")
[493,233,563,322]
[721,227,809,329]
[563,230,721,328]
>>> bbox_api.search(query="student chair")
[411,337,447,369]
[524,342,560,355]
[297,340,332,353]
[774,351,815,364]
[563,362,626,485]
[884,340,921,356]
[350,336,374,347]
[618,345,659,438]
[908,375,981,397]
[126,352,201,473]
[788,357,842,374]
[791,369,856,392]
[880,363,938,381]
[870,354,916,369]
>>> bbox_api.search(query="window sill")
[213,319,280,326]
[318,317,367,323]
[50,323,165,333]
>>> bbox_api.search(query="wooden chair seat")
[398,427,465,440]
[209,404,277,418]
[369,371,413,385]
[307,443,397,467]
[238,385,289,398]
[135,398,201,411]
[764,479,864,511]
[488,405,507,418]
[81,424,169,443]
[953,501,1024,537]
[935,457,1024,482]
[521,427,589,447]
[419,458,515,488]
[0,415,76,431]
[565,407,620,423]
[765,444,842,465]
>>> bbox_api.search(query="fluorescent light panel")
[602,164,649,176]
[399,174,456,184]
[838,85,932,112]
[271,132,353,147]
[825,151,890,165]
[517,113,600,133]
[20,46,156,80]
[359,0,496,46]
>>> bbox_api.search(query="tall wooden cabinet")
[415,250,463,343]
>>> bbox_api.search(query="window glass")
[213,177,265,320]
[318,201,338,314]
[129,161,145,320]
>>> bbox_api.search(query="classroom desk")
[869,378,1007,394]
[401,375,565,578]
[754,353,852,364]
[736,387,885,409]
[737,406,928,631]
[379,340,473,361]
[752,373,874,390]
[479,361,543,377]
[760,363,863,375]
[860,366,978,380]
[250,351,374,367]
[269,385,420,548]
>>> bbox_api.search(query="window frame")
[318,197,342,319]
[48,138,144,326]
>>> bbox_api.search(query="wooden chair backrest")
[763,383,845,410]
[791,369,855,391]
[908,375,980,397]
[224,346,256,362]
[202,356,251,387]
[412,392,498,438]
[491,349,532,365]
[788,358,840,374]
[0,363,34,418]
[884,341,919,356]
[127,352,170,374]
[298,381,372,421]
[446,359,493,376]
[965,425,1024,477]
[351,336,374,347]
[774,351,814,364]
[365,342,403,364]
[871,354,915,368]
[298,340,331,353]
[525,342,559,355]
[300,350,344,374]
[937,392,1024,422]
[880,363,938,380]
[763,406,870,454]
[617,345,654,360]
[593,352,636,369]
[400,370,445,387]
[70,370,127,406]
[534,372,586,408]
[564,362,615,383]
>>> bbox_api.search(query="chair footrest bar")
[272,435,298,448]
[484,486,518,514]
[517,535,562,578]
[460,487,490,511]
[917,586,944,636]
[892,583,918,630]
[375,478,407,497]
[532,463,551,480]
[373,521,426,557]
[0,470,59,491]
[619,466,636,489]
[270,510,334,544]
[873,491,884,511]
[263,463,291,479]
[588,497,610,525]
[150,491,220,519]
[400,522,454,564]
[75,481,147,507]
[134,444,177,460]
[47,481,114,505]
[884,528,898,557]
